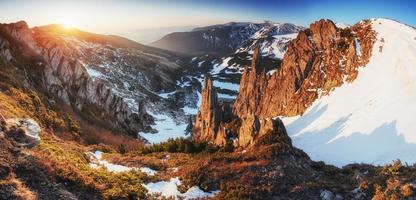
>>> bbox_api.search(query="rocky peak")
[193,19,376,149]
[234,19,376,118]
[200,76,219,114]
[309,19,337,49]
[193,49,292,148]
[193,76,222,142]
[0,21,37,51]
[234,47,267,117]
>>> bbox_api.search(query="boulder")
[320,189,335,200]
[4,118,41,148]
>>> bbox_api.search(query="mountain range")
[1,17,416,199]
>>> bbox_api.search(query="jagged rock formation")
[193,19,376,148]
[234,48,267,117]
[193,53,291,147]
[0,21,161,135]
[193,76,233,145]
[193,76,219,142]
[235,19,376,118]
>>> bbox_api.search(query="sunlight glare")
[57,14,81,29]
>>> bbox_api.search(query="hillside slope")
[0,21,195,138]
[282,18,416,166]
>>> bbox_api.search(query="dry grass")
[0,87,66,129]
[0,177,37,200]
[79,122,144,152]
[359,160,415,199]
[31,133,148,199]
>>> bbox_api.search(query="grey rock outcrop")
[0,21,154,135]
[1,117,41,148]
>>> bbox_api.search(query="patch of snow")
[139,112,188,144]
[267,69,277,75]
[140,167,157,176]
[183,106,199,115]
[144,178,181,197]
[197,60,205,67]
[85,67,104,78]
[335,22,351,29]
[211,57,232,75]
[354,38,362,56]
[159,91,176,99]
[213,80,240,92]
[282,18,416,167]
[122,97,139,112]
[182,187,218,200]
[88,151,133,173]
[218,93,237,99]
[143,177,219,200]
[123,81,130,89]
[268,33,298,58]
[88,151,158,175]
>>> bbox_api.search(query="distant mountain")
[161,21,303,103]
[151,21,303,56]
[120,25,195,44]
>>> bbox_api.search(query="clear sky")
[1,0,415,42]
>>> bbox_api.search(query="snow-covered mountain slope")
[152,21,302,56]
[282,18,416,167]
[236,23,303,59]
[180,22,302,101]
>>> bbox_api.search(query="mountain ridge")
[151,21,304,56]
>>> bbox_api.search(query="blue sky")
[0,0,415,42]
[188,0,416,26]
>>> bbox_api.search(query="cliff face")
[235,19,375,118]
[0,21,153,135]
[193,71,289,148]
[193,19,376,148]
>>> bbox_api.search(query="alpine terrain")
[1,2,416,199]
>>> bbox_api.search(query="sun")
[57,15,81,29]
